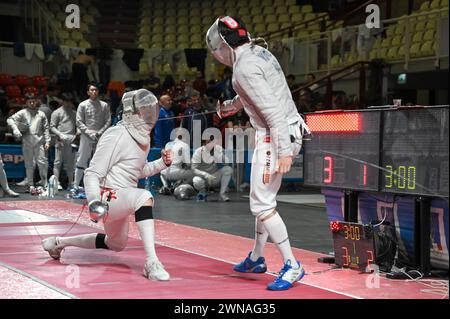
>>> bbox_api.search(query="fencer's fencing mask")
[173,184,196,200]
[206,16,250,66]
[121,89,159,145]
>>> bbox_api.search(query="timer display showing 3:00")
[384,165,416,190]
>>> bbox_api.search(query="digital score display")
[303,111,381,191]
[331,221,375,271]
[381,107,449,197]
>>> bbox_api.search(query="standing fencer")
[42,89,173,281]
[159,130,193,194]
[73,83,111,190]
[206,16,311,290]
[0,154,19,197]
[7,93,51,191]
[50,92,79,190]
[191,138,233,202]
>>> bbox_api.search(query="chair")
[15,75,30,87]
[300,5,313,13]
[420,40,435,56]
[6,85,22,98]
[423,29,435,41]
[267,23,279,33]
[78,40,91,48]
[23,86,39,96]
[291,13,303,22]
[266,15,278,24]
[278,13,291,24]
[419,1,431,11]
[262,7,275,16]
[275,6,288,15]
[412,31,424,43]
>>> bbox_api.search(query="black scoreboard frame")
[303,106,449,199]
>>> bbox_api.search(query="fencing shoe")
[4,189,19,197]
[143,260,170,281]
[233,251,267,273]
[42,237,64,260]
[267,260,305,291]
[220,193,230,202]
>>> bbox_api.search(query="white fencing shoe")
[143,260,170,281]
[42,237,63,260]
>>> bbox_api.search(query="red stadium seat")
[14,97,26,105]
[32,75,47,87]
[15,74,30,87]
[0,74,14,86]
[23,86,39,96]
[5,85,22,98]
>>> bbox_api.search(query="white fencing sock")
[250,217,269,261]
[260,210,299,268]
[135,206,159,264]
[57,233,97,249]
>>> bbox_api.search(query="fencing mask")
[206,16,250,66]
[121,89,159,145]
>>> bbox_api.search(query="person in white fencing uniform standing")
[7,93,51,191]
[42,89,173,281]
[159,130,193,195]
[50,92,79,190]
[73,83,111,190]
[206,16,311,291]
[191,138,233,202]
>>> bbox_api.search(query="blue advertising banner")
[0,144,25,180]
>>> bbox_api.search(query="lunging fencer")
[206,16,311,290]
[7,93,51,191]
[42,89,173,281]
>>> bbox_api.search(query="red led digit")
[324,156,333,184]
[342,247,349,266]
[363,165,367,186]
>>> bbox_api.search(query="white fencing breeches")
[193,166,233,194]
[249,130,301,217]
[22,143,48,187]
[100,187,152,252]
[74,134,97,187]
[54,141,75,185]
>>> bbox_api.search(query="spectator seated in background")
[159,131,193,195]
[191,137,233,202]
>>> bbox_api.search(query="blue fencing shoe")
[233,251,267,273]
[267,260,305,291]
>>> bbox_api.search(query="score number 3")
[324,156,333,184]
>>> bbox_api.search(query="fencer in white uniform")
[42,89,173,281]
[206,16,311,291]
[159,132,193,194]
[0,154,19,197]
[191,138,233,202]
[50,93,79,189]
[73,84,111,189]
[7,93,51,190]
